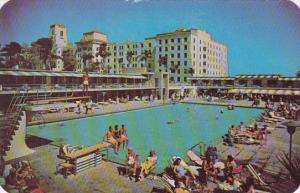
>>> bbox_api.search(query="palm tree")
[82,52,93,70]
[126,51,134,64]
[62,49,77,71]
[96,43,111,73]
[188,67,195,76]
[277,152,300,186]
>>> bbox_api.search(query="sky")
[0,0,299,76]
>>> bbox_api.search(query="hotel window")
[108,59,110,63]
[171,61,174,65]
[60,31,63,36]
[177,69,180,74]
[203,54,206,59]
[203,69,206,73]
[177,53,181,58]
[193,38,195,43]
[177,77,180,82]
[177,61,180,65]
[171,46,174,50]
[184,53,187,58]
[177,45,180,51]
[184,61,187,66]
[199,40,201,44]
[171,54,174,58]
[184,77,187,82]
[170,77,174,81]
[159,47,162,52]
[203,47,206,51]
[165,39,168,44]
[203,61,206,65]
[114,58,116,62]
[184,69,187,74]
[127,45,129,49]
[114,46,117,50]
[184,37,187,42]
[165,47,168,51]
[177,38,181,43]
[159,40,162,45]
[184,45,187,50]
[171,39,174,43]
[193,54,195,58]
[148,43,151,47]
[141,43,143,48]
[114,52,116,56]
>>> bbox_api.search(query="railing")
[0,83,156,93]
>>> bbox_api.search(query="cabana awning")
[0,70,146,79]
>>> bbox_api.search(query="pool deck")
[6,98,299,193]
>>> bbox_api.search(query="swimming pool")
[27,103,263,170]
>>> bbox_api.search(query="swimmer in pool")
[220,109,224,114]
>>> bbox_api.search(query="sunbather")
[103,126,119,154]
[202,154,217,182]
[173,158,195,187]
[138,150,157,180]
[118,124,129,149]
[125,148,139,177]
[225,155,243,177]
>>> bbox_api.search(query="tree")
[96,43,111,73]
[0,42,23,68]
[82,52,93,71]
[126,51,134,64]
[277,152,300,186]
[138,49,152,70]
[62,49,77,71]
[188,67,195,76]
[31,38,52,69]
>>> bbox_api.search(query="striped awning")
[228,88,298,96]
[293,90,300,96]
[188,77,234,81]
[0,70,146,79]
[236,75,280,79]
[278,77,300,81]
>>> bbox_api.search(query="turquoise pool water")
[27,103,263,170]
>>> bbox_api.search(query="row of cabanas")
[228,88,300,96]
[0,70,146,79]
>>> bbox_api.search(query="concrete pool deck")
[19,118,300,193]
[8,98,298,193]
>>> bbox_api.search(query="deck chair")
[246,164,267,186]
[187,150,203,166]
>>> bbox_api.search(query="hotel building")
[154,28,227,83]
[75,31,108,72]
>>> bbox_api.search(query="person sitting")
[103,126,119,154]
[225,155,242,177]
[125,148,139,177]
[202,154,217,182]
[138,150,157,181]
[239,176,254,193]
[173,158,195,187]
[118,124,129,149]
[5,168,18,190]
[58,144,69,159]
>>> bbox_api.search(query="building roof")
[50,23,66,28]
[75,39,107,45]
[83,30,106,35]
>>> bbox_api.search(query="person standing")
[82,71,89,96]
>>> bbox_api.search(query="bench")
[57,142,112,177]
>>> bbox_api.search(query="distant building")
[49,23,68,71]
[106,38,155,74]
[154,28,227,83]
[75,31,108,72]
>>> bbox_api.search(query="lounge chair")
[187,150,203,166]
[246,164,267,186]
[268,111,285,121]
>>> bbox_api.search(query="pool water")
[27,103,263,170]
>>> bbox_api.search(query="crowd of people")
[165,147,255,193]
[103,124,129,154]
[1,161,43,193]
[123,148,157,181]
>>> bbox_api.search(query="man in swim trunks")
[119,124,129,149]
[103,126,119,154]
